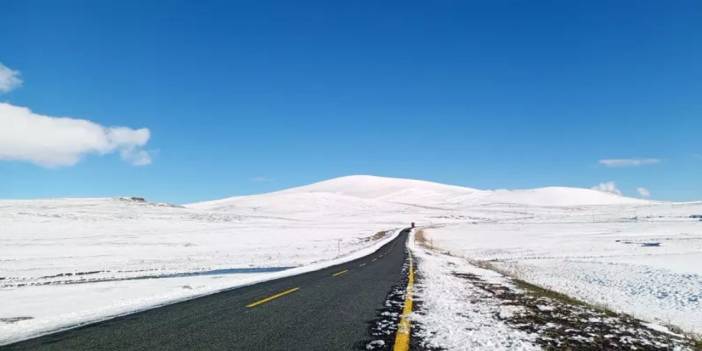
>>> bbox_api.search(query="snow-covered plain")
[410,229,697,350]
[420,202,702,335]
[2,175,701,345]
[0,189,412,344]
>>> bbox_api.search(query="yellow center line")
[332,269,349,277]
[246,287,300,308]
[393,251,414,351]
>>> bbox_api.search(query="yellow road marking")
[332,269,349,277]
[393,252,414,351]
[246,287,300,308]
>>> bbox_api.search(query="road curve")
[2,229,411,351]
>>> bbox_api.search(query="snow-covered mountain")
[187,175,649,211]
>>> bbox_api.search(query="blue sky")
[1,0,700,203]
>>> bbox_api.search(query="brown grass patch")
[364,230,389,242]
[415,229,428,245]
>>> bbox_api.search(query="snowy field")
[420,202,702,335]
[2,175,701,345]
[410,229,697,350]
[0,192,410,344]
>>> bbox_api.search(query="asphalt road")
[3,229,411,351]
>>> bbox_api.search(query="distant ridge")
[187,175,650,210]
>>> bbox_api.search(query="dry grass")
[364,230,389,242]
[414,229,428,245]
[414,228,438,250]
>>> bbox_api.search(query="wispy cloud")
[636,187,651,198]
[0,63,22,93]
[591,181,622,195]
[599,158,661,167]
[0,102,152,167]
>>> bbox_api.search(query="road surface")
[3,229,411,351]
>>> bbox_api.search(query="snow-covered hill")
[280,175,480,200]
[468,186,651,206]
[187,175,477,211]
[188,175,648,211]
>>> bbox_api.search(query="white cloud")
[637,187,651,198]
[0,102,151,167]
[599,158,661,167]
[0,63,22,93]
[120,148,152,166]
[591,181,622,195]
